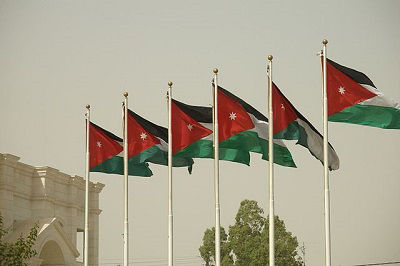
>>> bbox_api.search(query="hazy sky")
[1,1,399,265]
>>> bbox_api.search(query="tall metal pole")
[84,104,90,266]
[267,55,275,266]
[213,68,221,266]
[322,39,331,266]
[167,81,174,266]
[123,92,129,266]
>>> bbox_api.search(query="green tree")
[0,214,39,266]
[199,200,304,266]
[199,226,233,266]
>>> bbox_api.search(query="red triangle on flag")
[272,84,298,134]
[127,112,161,158]
[218,88,255,142]
[171,102,212,154]
[89,123,123,169]
[326,60,377,116]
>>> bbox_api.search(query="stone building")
[0,153,104,265]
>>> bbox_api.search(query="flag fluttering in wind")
[272,83,340,170]
[89,122,153,177]
[217,85,296,167]
[127,109,194,172]
[326,58,400,129]
[171,99,251,165]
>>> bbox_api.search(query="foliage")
[199,200,304,266]
[199,226,233,266]
[0,214,39,266]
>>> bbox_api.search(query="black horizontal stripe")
[90,122,122,142]
[274,83,336,151]
[172,99,212,123]
[327,58,376,88]
[217,84,268,122]
[127,109,168,142]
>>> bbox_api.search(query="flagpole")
[84,104,90,266]
[167,81,174,266]
[267,55,275,266]
[123,92,129,266]
[322,39,331,266]
[213,68,221,266]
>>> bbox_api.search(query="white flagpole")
[267,55,275,266]
[213,68,221,266]
[167,81,174,266]
[123,92,129,266]
[322,39,331,266]
[84,104,90,266]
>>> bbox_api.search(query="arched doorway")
[39,240,65,265]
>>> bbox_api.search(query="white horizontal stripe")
[116,141,124,157]
[359,84,400,110]
[157,139,168,151]
[198,123,214,141]
[200,116,288,148]
[248,114,287,147]
[115,138,166,157]
[296,119,340,170]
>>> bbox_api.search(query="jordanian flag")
[217,85,296,167]
[127,109,194,172]
[326,58,400,129]
[272,83,340,170]
[89,122,153,177]
[171,99,251,165]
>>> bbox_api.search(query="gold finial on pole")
[86,104,90,109]
[123,92,128,97]
[168,81,173,88]
[268,55,273,61]
[213,68,218,74]
[322,39,328,45]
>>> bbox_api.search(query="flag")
[326,58,400,129]
[89,122,153,177]
[272,83,340,170]
[171,99,251,165]
[217,85,296,167]
[127,109,194,172]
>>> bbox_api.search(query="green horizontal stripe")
[221,131,296,168]
[174,139,250,166]
[329,104,400,129]
[130,146,194,173]
[90,156,153,177]
[128,146,163,164]
[275,120,340,170]
[274,121,302,141]
[274,121,309,153]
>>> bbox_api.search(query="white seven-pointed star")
[187,124,193,131]
[96,141,102,148]
[140,132,147,140]
[281,103,286,110]
[338,86,346,95]
[229,112,237,120]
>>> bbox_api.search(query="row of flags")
[89,59,400,178]
[90,82,342,176]
[83,42,400,266]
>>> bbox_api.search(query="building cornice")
[0,185,102,215]
[0,153,105,193]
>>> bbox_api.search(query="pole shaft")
[213,72,221,266]
[322,42,331,266]
[84,107,90,266]
[267,58,275,266]
[167,85,173,266]
[123,96,129,266]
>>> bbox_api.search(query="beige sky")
[1,0,399,265]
